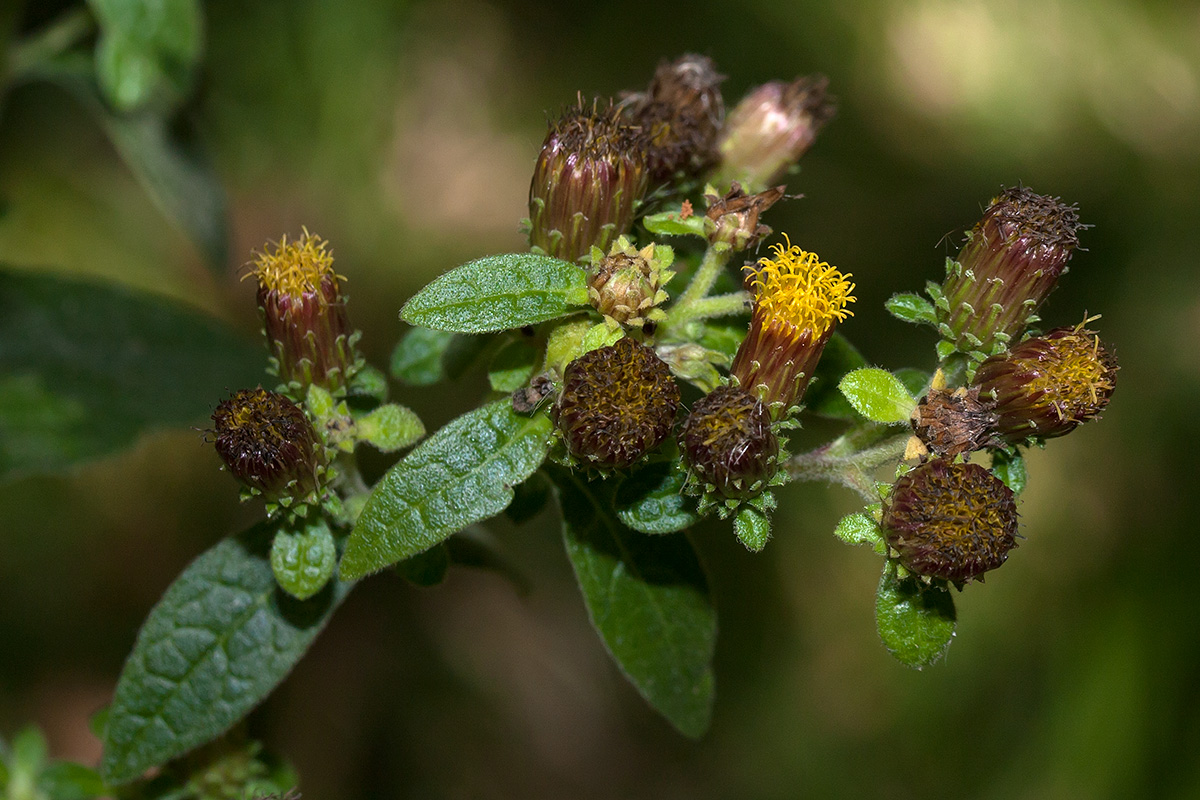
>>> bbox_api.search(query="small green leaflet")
[401,253,589,333]
[833,511,884,550]
[270,518,337,600]
[556,470,716,738]
[100,522,351,784]
[884,293,938,326]
[340,401,553,579]
[734,506,771,552]
[838,368,917,425]
[615,460,699,534]
[990,447,1027,495]
[875,561,956,669]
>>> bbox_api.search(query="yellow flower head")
[747,235,855,339]
[248,228,344,299]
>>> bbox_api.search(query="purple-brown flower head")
[941,186,1083,358]
[730,236,855,415]
[622,54,726,183]
[210,388,324,504]
[587,237,675,329]
[973,322,1117,442]
[712,76,835,193]
[704,183,786,251]
[911,385,999,458]
[882,459,1019,584]
[681,385,778,500]
[554,337,679,470]
[249,230,359,396]
[528,100,650,263]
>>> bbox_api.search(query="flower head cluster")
[730,236,855,414]
[248,230,360,397]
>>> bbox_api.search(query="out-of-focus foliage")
[1,0,1198,797]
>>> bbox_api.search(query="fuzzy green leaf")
[642,209,709,239]
[356,404,424,453]
[556,470,716,738]
[885,293,938,326]
[734,506,772,552]
[838,368,917,425]
[0,268,263,482]
[875,561,956,669]
[991,447,1027,495]
[834,511,884,547]
[270,519,337,601]
[616,461,699,534]
[401,254,589,333]
[805,332,869,420]
[390,327,456,386]
[487,338,539,393]
[100,523,351,784]
[88,0,202,112]
[341,401,553,579]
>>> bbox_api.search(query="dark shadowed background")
[2,0,1198,797]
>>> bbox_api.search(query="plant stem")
[787,425,911,501]
[675,245,732,309]
[661,244,735,339]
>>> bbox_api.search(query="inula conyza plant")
[0,43,1118,797]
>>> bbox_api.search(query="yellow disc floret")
[247,228,343,299]
[747,235,855,339]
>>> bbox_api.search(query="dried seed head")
[973,322,1117,442]
[248,230,359,396]
[554,337,679,469]
[882,459,1018,584]
[941,186,1084,358]
[681,385,778,500]
[912,386,999,457]
[210,388,323,504]
[713,76,835,193]
[528,100,650,263]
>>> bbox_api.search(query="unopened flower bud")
[973,323,1117,442]
[210,388,324,504]
[730,236,855,415]
[623,54,726,182]
[713,76,835,193]
[941,186,1083,358]
[587,237,674,328]
[704,183,786,251]
[554,337,679,469]
[911,386,998,457]
[681,385,778,500]
[249,230,360,396]
[882,459,1018,584]
[528,100,650,263]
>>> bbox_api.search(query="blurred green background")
[2,0,1199,797]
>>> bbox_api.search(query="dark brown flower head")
[210,388,323,503]
[248,230,359,396]
[730,236,855,415]
[713,76,835,193]
[883,459,1019,584]
[587,237,675,328]
[912,385,999,457]
[622,54,726,183]
[704,183,786,251]
[554,337,679,469]
[528,99,650,263]
[681,385,778,500]
[941,186,1083,358]
[973,323,1117,442]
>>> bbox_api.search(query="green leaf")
[401,254,589,334]
[833,511,883,547]
[504,471,552,524]
[341,401,553,579]
[390,327,456,386]
[0,268,263,482]
[885,293,938,326]
[616,460,699,534]
[38,762,110,800]
[356,403,424,453]
[991,447,1027,495]
[88,0,202,112]
[556,470,716,738]
[487,338,538,393]
[875,561,956,669]
[805,332,869,420]
[642,209,709,239]
[734,505,771,552]
[100,523,352,784]
[270,519,337,601]
[894,367,931,398]
[395,543,450,587]
[838,368,917,425]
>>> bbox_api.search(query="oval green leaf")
[885,293,938,326]
[838,368,918,425]
[88,0,203,112]
[833,511,884,548]
[401,253,589,333]
[270,519,337,601]
[615,461,699,534]
[556,469,716,738]
[875,561,956,669]
[340,401,553,579]
[100,523,352,784]
[734,505,772,552]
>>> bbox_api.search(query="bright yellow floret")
[248,229,343,297]
[748,235,855,338]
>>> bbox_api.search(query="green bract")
[838,367,918,425]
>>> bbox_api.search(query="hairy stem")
[787,427,911,501]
